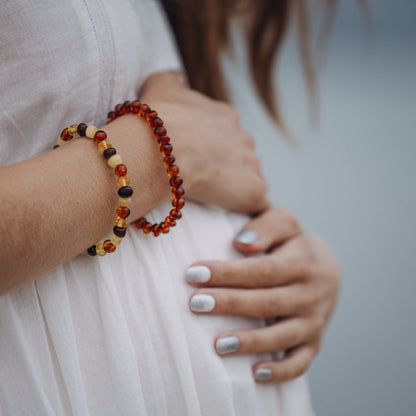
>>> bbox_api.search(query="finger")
[233,207,302,255]
[253,343,318,383]
[185,237,311,287]
[212,318,316,356]
[189,285,312,318]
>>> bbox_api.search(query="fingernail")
[254,368,272,381]
[216,336,240,355]
[234,229,258,244]
[190,294,215,312]
[185,265,211,283]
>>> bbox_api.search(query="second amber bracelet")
[56,124,132,256]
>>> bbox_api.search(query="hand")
[185,207,341,383]
[140,72,269,214]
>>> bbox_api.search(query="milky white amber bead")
[85,125,98,139]
[110,234,123,246]
[96,243,106,256]
[108,154,122,168]
[57,137,66,146]
[118,197,131,207]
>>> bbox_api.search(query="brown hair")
[160,0,337,132]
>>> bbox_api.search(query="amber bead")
[167,165,179,176]
[154,126,167,137]
[113,225,127,238]
[96,243,106,256]
[77,123,87,136]
[172,198,185,210]
[134,217,146,229]
[60,128,71,141]
[157,136,170,146]
[115,217,127,228]
[121,101,131,113]
[117,176,130,187]
[108,154,122,168]
[68,124,79,136]
[172,187,185,198]
[142,222,153,234]
[115,164,127,176]
[138,103,150,116]
[107,111,115,122]
[145,110,158,122]
[57,137,66,147]
[86,125,98,139]
[87,245,97,256]
[163,155,175,166]
[94,130,107,143]
[118,197,131,207]
[110,234,123,246]
[161,224,170,233]
[170,176,183,187]
[116,206,130,219]
[118,186,133,198]
[170,209,182,220]
[115,103,123,114]
[166,217,176,227]
[160,143,173,155]
[130,100,141,113]
[102,147,116,159]
[150,117,163,128]
[103,240,116,253]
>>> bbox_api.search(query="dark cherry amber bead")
[167,165,179,176]
[115,164,127,176]
[107,111,115,122]
[172,198,185,210]
[157,136,170,146]
[172,187,185,198]
[115,103,123,114]
[163,155,175,166]
[150,117,163,128]
[87,245,97,256]
[145,110,158,122]
[138,104,151,117]
[53,144,59,149]
[60,128,71,141]
[134,217,146,229]
[154,126,167,137]
[118,186,133,198]
[130,100,141,113]
[170,176,183,187]
[121,101,131,112]
[113,225,127,238]
[170,209,182,220]
[77,123,87,137]
[94,130,107,143]
[104,147,117,159]
[116,206,130,219]
[160,143,173,155]
[103,240,116,253]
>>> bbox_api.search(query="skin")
[187,207,341,383]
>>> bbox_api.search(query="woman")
[0,0,339,415]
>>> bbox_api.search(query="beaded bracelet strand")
[55,124,132,257]
[107,100,185,237]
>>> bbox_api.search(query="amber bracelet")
[107,100,185,237]
[55,124,132,256]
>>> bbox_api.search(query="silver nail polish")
[185,266,211,283]
[254,368,272,381]
[190,294,215,312]
[216,336,240,355]
[235,229,258,244]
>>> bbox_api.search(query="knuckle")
[283,326,303,349]
[258,257,276,285]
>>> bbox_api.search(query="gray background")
[224,0,416,415]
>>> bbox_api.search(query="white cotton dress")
[0,1,315,415]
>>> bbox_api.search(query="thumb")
[233,207,302,255]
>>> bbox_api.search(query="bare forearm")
[0,114,170,293]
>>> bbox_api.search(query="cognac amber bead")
[68,124,79,136]
[115,103,123,115]
[130,100,141,113]
[97,140,111,153]
[157,136,170,146]
[77,123,87,136]
[143,222,153,234]
[138,103,150,116]
[172,187,185,198]
[115,164,127,176]
[166,217,176,227]
[121,101,131,112]
[172,198,185,210]
[163,155,175,166]
[115,217,127,228]
[96,243,106,256]
[167,165,179,176]
[103,240,116,253]
[170,209,182,220]
[113,225,127,238]
[160,143,173,155]
[154,126,167,137]
[107,111,115,122]
[118,186,133,198]
[161,224,170,233]
[103,147,117,159]
[170,176,183,187]
[134,217,146,229]
[60,128,71,141]
[150,117,163,128]
[94,130,107,143]
[116,206,130,219]
[117,176,130,187]
[145,110,158,122]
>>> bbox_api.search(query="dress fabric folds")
[0,1,315,415]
